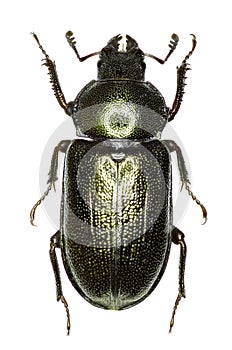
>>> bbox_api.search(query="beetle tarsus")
[60,296,71,336]
[169,293,183,333]
[184,183,208,224]
[30,184,52,226]
[31,32,49,59]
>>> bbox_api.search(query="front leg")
[162,139,207,223]
[32,33,74,115]
[30,140,71,225]
[168,34,197,121]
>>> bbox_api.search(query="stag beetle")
[30,31,207,335]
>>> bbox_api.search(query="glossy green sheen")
[73,80,168,139]
[31,32,199,333]
[61,137,172,310]
[60,36,173,309]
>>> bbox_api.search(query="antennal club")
[65,31,100,62]
[145,33,179,64]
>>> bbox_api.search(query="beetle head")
[97,35,146,81]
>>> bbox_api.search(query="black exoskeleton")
[30,31,207,336]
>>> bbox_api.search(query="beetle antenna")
[145,33,179,64]
[65,31,100,62]
[184,183,207,224]
[30,184,52,226]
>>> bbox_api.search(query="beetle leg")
[30,140,71,226]
[168,34,197,121]
[145,33,179,64]
[162,140,190,184]
[169,227,187,333]
[47,140,71,191]
[162,139,207,224]
[50,231,71,335]
[31,33,74,115]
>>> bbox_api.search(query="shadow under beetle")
[30,31,207,335]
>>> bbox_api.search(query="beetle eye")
[141,62,146,71]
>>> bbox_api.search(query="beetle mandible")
[30,31,207,335]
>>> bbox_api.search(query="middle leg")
[162,139,207,223]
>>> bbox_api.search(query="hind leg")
[49,230,71,335]
[169,226,187,332]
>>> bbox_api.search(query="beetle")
[30,31,207,335]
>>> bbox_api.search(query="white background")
[1,0,231,349]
